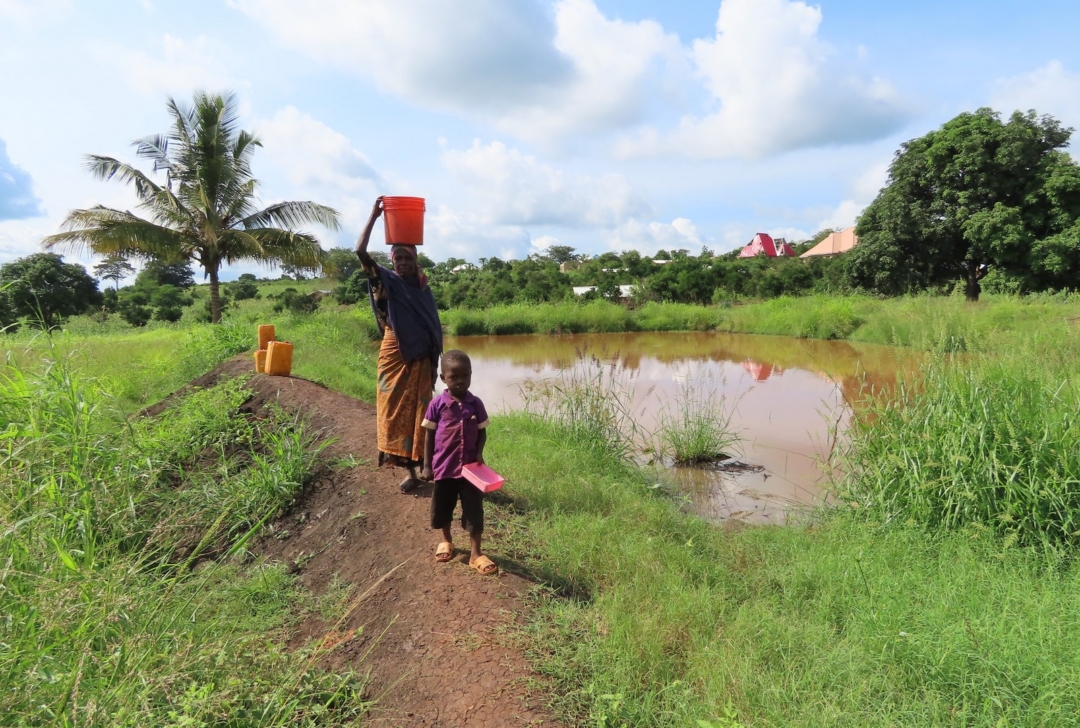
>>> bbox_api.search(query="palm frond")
[133,134,172,173]
[239,201,341,231]
[43,206,186,260]
[85,156,164,203]
[222,179,259,223]
[219,228,326,267]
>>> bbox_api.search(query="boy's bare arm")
[421,427,435,481]
[475,429,487,466]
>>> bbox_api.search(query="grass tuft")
[652,376,740,464]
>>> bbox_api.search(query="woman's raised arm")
[354,197,384,267]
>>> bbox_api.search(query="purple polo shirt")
[421,390,489,480]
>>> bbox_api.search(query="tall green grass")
[841,333,1080,551]
[487,410,1080,726]
[2,322,251,410]
[519,351,644,462]
[0,354,367,724]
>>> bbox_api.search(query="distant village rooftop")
[737,233,796,258]
[800,227,859,258]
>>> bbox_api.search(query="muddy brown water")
[446,331,913,525]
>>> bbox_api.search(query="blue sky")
[2,0,1079,280]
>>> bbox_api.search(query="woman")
[355,197,443,492]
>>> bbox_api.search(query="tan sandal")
[469,554,498,576]
[435,542,454,563]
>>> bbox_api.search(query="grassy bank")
[485,401,1080,725]
[0,349,367,724]
[7,293,1080,725]
[2,306,378,411]
[441,293,1080,352]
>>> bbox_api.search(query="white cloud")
[605,217,702,254]
[441,139,648,227]
[231,0,681,145]
[0,0,70,27]
[992,61,1080,131]
[259,107,383,193]
[427,205,531,261]
[531,234,561,254]
[256,107,385,242]
[492,0,684,143]
[767,226,812,243]
[818,159,889,230]
[0,219,50,261]
[93,34,241,96]
[618,0,910,159]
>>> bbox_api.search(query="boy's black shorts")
[430,477,484,535]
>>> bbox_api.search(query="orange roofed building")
[737,233,796,258]
[799,226,859,258]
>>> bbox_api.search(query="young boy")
[420,350,498,576]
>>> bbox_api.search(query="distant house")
[572,284,636,301]
[737,233,796,258]
[799,227,858,258]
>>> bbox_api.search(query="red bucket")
[382,196,425,245]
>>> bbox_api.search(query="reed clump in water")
[652,376,740,465]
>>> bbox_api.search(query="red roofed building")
[737,233,796,258]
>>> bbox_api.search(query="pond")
[446,331,912,525]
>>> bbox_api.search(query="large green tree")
[43,91,340,322]
[0,253,102,328]
[848,108,1080,301]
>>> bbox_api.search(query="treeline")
[0,253,303,331]
[324,234,849,310]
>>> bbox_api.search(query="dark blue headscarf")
[369,265,443,365]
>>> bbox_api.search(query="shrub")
[271,288,319,315]
[227,278,260,301]
[333,270,369,306]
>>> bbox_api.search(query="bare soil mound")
[164,356,555,727]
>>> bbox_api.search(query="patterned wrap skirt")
[376,325,434,468]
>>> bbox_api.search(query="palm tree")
[44,91,340,322]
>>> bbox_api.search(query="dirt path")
[196,360,557,727]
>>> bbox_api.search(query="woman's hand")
[355,196,385,261]
[420,464,434,482]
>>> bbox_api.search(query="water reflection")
[446,331,912,525]
[742,359,782,381]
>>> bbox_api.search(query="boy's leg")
[458,481,496,574]
[431,479,459,562]
[469,531,483,563]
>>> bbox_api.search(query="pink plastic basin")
[461,463,504,493]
